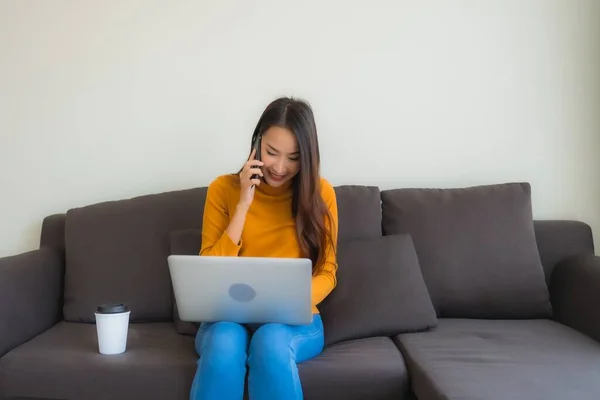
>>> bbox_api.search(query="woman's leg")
[190,321,249,400]
[247,314,324,400]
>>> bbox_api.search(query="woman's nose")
[274,158,286,173]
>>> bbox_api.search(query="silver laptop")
[167,255,313,325]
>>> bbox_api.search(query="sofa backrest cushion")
[334,185,382,242]
[63,187,207,323]
[319,234,437,346]
[381,182,552,319]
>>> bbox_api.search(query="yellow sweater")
[200,174,338,314]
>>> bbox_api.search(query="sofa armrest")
[0,248,64,357]
[534,220,595,285]
[550,255,600,343]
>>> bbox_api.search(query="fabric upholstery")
[299,337,411,400]
[0,322,196,400]
[381,182,552,319]
[533,220,595,285]
[0,248,64,358]
[550,255,600,343]
[333,185,382,243]
[63,187,207,323]
[319,234,437,346]
[40,213,66,251]
[0,323,410,400]
[395,319,600,400]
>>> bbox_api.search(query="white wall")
[1,1,599,257]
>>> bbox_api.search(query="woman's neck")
[257,178,293,197]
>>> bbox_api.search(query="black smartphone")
[251,135,262,183]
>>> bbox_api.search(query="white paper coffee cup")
[95,304,130,355]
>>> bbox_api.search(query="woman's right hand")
[238,148,264,209]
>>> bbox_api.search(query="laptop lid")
[167,255,313,325]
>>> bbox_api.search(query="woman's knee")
[249,324,292,365]
[198,322,249,369]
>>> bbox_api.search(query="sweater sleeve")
[199,176,242,257]
[311,179,339,307]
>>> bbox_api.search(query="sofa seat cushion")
[394,319,600,400]
[0,323,410,400]
[0,322,197,400]
[299,337,410,400]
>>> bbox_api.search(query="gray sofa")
[1,181,599,400]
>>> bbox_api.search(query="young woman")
[191,97,339,400]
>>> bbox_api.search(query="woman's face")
[260,126,301,188]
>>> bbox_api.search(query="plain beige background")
[1,0,599,257]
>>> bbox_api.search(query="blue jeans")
[190,314,324,400]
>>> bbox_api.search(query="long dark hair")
[249,97,335,276]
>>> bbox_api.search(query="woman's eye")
[289,157,299,161]
[267,151,276,156]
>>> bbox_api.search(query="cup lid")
[97,303,129,314]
